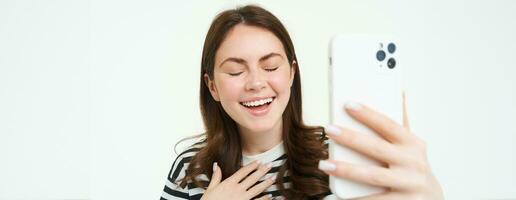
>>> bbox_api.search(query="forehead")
[215,24,286,64]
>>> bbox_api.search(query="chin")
[241,121,276,134]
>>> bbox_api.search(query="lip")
[240,97,275,117]
[239,96,276,103]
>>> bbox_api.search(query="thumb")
[207,162,221,190]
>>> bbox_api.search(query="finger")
[402,92,410,129]
[240,162,273,189]
[246,175,276,199]
[325,125,403,164]
[344,101,410,144]
[226,160,260,184]
[207,162,221,190]
[318,160,410,189]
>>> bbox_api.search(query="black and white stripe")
[160,133,329,200]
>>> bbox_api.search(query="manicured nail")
[345,101,362,111]
[318,160,336,171]
[269,175,277,181]
[251,160,260,166]
[266,162,273,169]
[325,124,341,136]
[213,162,218,172]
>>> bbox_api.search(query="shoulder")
[168,138,207,183]
[161,137,207,200]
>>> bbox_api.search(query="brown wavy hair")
[179,5,329,199]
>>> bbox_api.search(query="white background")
[1,0,515,199]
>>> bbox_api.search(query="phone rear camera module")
[376,50,386,61]
[388,43,396,54]
[387,57,396,69]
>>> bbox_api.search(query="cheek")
[216,78,244,102]
[269,68,293,94]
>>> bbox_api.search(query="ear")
[289,60,297,87]
[204,73,220,101]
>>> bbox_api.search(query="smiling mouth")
[239,97,275,108]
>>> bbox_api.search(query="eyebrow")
[218,52,283,67]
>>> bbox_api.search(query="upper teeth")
[241,97,273,107]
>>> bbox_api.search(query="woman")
[161,5,443,200]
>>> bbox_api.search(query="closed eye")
[228,72,243,76]
[265,67,279,72]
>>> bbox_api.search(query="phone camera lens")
[376,50,386,61]
[387,58,396,69]
[388,43,396,54]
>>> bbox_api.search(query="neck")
[239,120,283,156]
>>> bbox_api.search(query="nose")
[245,68,266,91]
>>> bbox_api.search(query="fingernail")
[213,162,218,172]
[269,175,277,181]
[325,124,341,136]
[345,101,362,111]
[251,160,260,167]
[318,160,336,171]
[266,162,273,169]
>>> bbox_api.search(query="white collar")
[242,141,285,166]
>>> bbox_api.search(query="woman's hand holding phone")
[201,160,275,200]
[319,95,444,200]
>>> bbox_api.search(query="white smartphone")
[328,34,403,199]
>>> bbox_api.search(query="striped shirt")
[160,136,335,200]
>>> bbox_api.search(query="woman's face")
[205,24,295,134]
